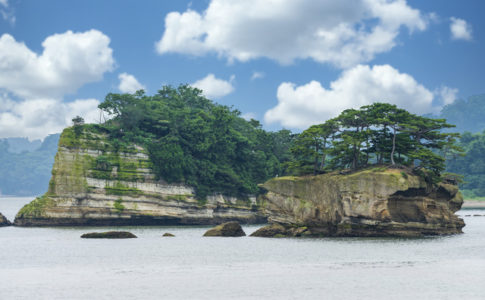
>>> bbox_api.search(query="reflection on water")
[1,197,485,299]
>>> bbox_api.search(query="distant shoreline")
[463,200,485,209]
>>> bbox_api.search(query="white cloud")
[450,17,472,41]
[264,64,454,129]
[191,73,234,99]
[0,0,7,7]
[156,0,427,68]
[118,73,146,93]
[0,97,102,140]
[0,30,114,99]
[434,86,458,107]
[251,71,265,80]
[0,30,114,140]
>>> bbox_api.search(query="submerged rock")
[203,221,246,237]
[256,167,465,237]
[0,212,11,227]
[14,126,266,226]
[81,231,137,239]
[162,232,175,237]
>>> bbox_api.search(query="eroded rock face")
[256,168,465,237]
[81,231,137,239]
[0,212,11,227]
[203,221,246,237]
[14,127,265,226]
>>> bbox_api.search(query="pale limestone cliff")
[14,126,265,226]
[252,167,464,237]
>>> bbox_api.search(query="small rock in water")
[250,223,288,238]
[162,232,175,237]
[81,231,137,239]
[203,221,246,237]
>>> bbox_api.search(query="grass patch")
[113,198,126,213]
[17,196,54,218]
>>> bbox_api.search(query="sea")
[1,196,485,299]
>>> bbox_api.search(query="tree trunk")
[320,138,327,170]
[314,141,319,175]
[391,125,396,165]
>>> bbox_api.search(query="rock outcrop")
[254,167,465,237]
[81,231,137,238]
[14,126,265,226]
[0,212,11,226]
[203,221,246,237]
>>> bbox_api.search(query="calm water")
[1,197,485,299]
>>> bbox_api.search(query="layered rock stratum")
[14,127,265,226]
[253,167,465,237]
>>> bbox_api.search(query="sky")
[0,0,484,140]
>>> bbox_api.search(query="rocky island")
[13,89,466,236]
[0,212,11,226]
[14,126,265,226]
[13,86,287,227]
[252,167,464,237]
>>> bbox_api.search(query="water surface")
[1,197,485,299]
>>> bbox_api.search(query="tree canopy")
[289,103,461,181]
[97,85,296,199]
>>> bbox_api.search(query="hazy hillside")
[438,94,485,133]
[0,134,60,196]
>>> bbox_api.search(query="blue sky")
[0,0,483,139]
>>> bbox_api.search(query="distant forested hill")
[438,94,485,133]
[446,130,485,198]
[0,134,60,196]
[435,94,485,198]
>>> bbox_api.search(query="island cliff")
[252,167,464,237]
[14,127,265,226]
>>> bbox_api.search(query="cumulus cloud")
[251,71,265,80]
[450,17,472,41]
[0,30,114,140]
[264,64,455,129]
[156,0,428,68]
[0,96,102,140]
[191,73,235,99]
[0,30,114,99]
[118,73,146,93]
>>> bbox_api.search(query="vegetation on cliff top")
[93,85,295,199]
[289,103,462,182]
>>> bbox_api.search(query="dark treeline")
[96,85,296,199]
[288,103,462,181]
